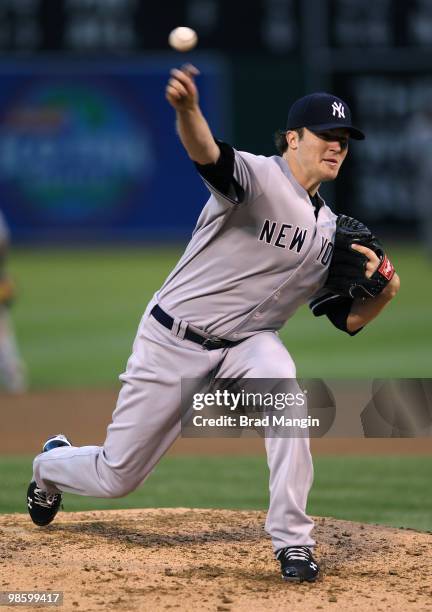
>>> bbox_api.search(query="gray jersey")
[157,149,337,340]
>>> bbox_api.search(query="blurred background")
[2,0,432,241]
[0,0,431,528]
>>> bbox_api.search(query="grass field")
[3,244,431,533]
[8,243,432,389]
[2,455,431,532]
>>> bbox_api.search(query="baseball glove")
[324,214,395,299]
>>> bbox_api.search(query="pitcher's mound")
[1,509,431,611]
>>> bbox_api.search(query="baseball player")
[27,65,400,582]
[0,210,27,394]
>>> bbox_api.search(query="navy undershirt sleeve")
[194,140,244,201]
[326,297,363,336]
[310,293,363,336]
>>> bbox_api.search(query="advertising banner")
[0,56,229,241]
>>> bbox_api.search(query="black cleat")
[27,434,72,526]
[42,434,72,453]
[26,481,63,526]
[277,545,320,582]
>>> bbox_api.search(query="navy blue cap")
[286,92,365,140]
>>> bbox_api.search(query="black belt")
[151,304,241,351]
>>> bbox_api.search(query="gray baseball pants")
[33,306,315,552]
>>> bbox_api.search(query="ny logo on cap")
[332,101,345,119]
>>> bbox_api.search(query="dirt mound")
[1,509,431,611]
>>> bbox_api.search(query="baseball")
[168,27,198,52]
